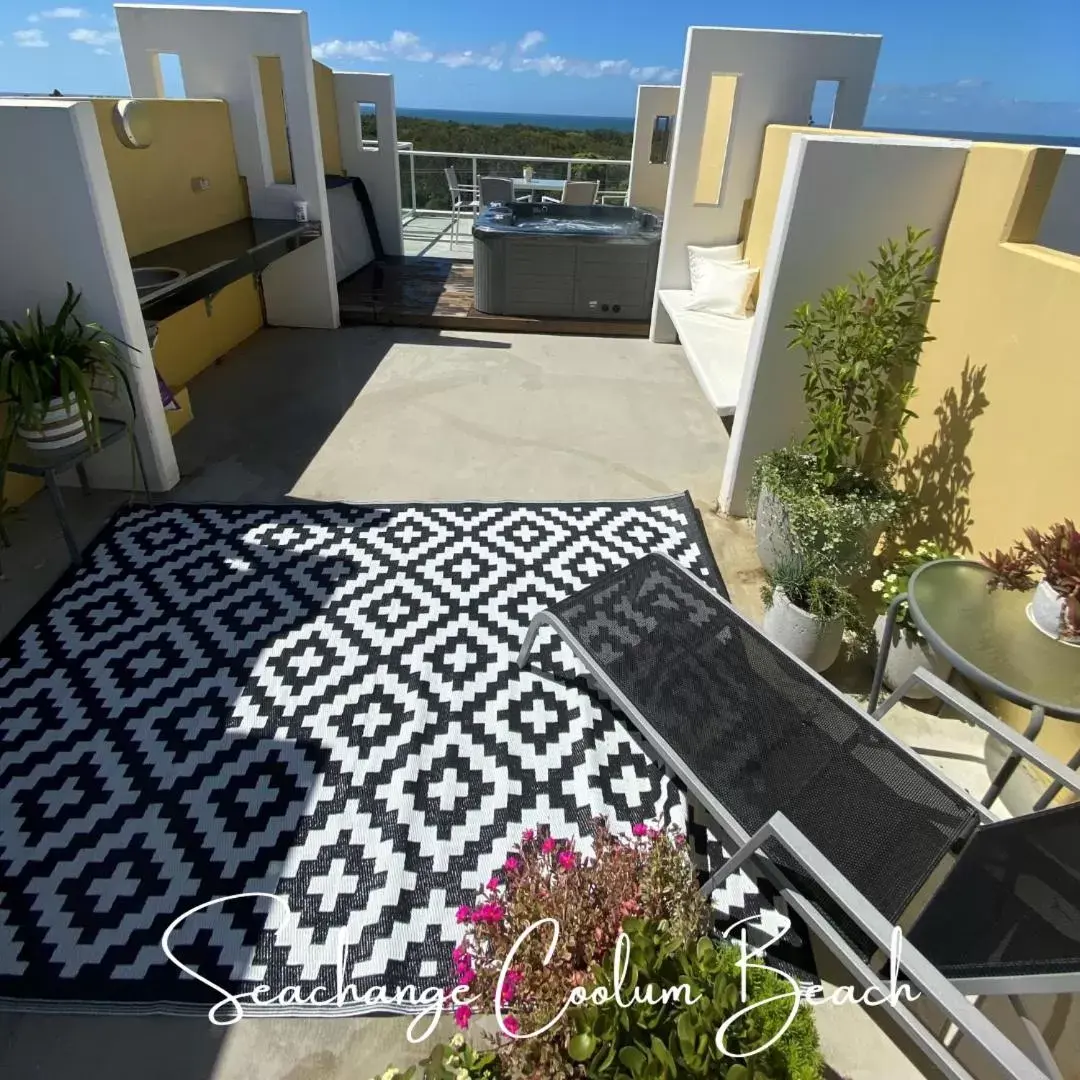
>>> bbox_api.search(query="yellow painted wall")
[313,60,344,176]
[92,96,262,452]
[901,144,1080,779]
[152,277,262,391]
[257,56,294,185]
[694,75,739,205]
[93,98,249,256]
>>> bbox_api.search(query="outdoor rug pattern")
[0,496,802,1014]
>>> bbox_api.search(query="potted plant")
[761,551,856,671]
[872,542,954,697]
[0,284,133,462]
[982,520,1080,644]
[752,227,937,576]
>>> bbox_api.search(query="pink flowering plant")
[450,819,707,1079]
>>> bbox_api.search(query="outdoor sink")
[132,266,185,297]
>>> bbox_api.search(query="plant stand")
[1,418,151,568]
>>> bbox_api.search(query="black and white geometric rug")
[0,495,803,1015]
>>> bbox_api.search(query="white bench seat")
[658,289,754,417]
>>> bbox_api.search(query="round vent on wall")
[112,99,154,150]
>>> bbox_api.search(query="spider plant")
[0,283,135,460]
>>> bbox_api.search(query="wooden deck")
[338,257,650,337]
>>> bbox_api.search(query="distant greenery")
[395,117,633,211]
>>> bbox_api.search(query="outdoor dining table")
[869,558,1080,809]
[511,177,565,202]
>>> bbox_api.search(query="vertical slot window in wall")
[810,80,840,127]
[257,55,295,185]
[358,103,380,150]
[155,52,185,98]
[650,115,673,165]
[693,74,738,205]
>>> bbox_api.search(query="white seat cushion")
[659,290,754,416]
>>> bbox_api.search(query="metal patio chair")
[478,175,514,208]
[444,166,478,248]
[516,552,1080,1080]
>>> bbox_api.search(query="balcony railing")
[397,148,632,214]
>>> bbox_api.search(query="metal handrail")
[396,147,631,213]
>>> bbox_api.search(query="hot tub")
[472,203,661,320]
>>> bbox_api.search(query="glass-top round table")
[869,559,1080,807]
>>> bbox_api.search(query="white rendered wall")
[651,27,881,340]
[1036,147,1080,257]
[116,3,339,329]
[0,99,178,493]
[334,71,404,257]
[628,85,680,213]
[719,134,969,515]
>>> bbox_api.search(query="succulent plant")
[981,521,1080,636]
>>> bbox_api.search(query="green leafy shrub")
[567,919,823,1080]
[387,1033,498,1080]
[752,447,906,578]
[872,542,954,636]
[785,226,938,489]
[762,550,858,626]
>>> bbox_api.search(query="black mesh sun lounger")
[517,552,1080,1080]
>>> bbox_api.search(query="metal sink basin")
[132,266,185,297]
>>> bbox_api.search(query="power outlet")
[190,177,210,192]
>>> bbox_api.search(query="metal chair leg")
[869,592,906,714]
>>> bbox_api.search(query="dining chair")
[478,176,514,207]
[561,180,599,206]
[444,166,478,248]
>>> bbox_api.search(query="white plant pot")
[755,483,885,576]
[755,484,795,574]
[763,587,844,672]
[16,396,91,450]
[874,614,951,698]
[1029,578,1078,643]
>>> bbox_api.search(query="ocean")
[396,107,1080,147]
[396,107,635,132]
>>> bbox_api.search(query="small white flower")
[456,1070,470,1080]
[450,1034,465,1050]
[871,580,884,593]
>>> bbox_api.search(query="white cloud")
[438,50,502,71]
[27,14,40,22]
[313,29,433,63]
[517,30,545,53]
[69,26,120,47]
[14,28,48,47]
[41,6,90,16]
[312,29,675,85]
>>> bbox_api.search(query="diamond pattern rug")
[0,496,805,1015]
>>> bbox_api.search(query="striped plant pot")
[16,397,92,450]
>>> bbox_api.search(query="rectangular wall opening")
[256,55,295,185]
[154,52,186,98]
[694,74,738,205]
[649,115,673,165]
[358,102,379,150]
[810,80,840,128]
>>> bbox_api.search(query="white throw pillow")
[687,243,745,295]
[684,262,759,318]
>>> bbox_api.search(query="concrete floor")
[0,325,1067,1079]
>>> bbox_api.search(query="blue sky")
[4,1,1080,134]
